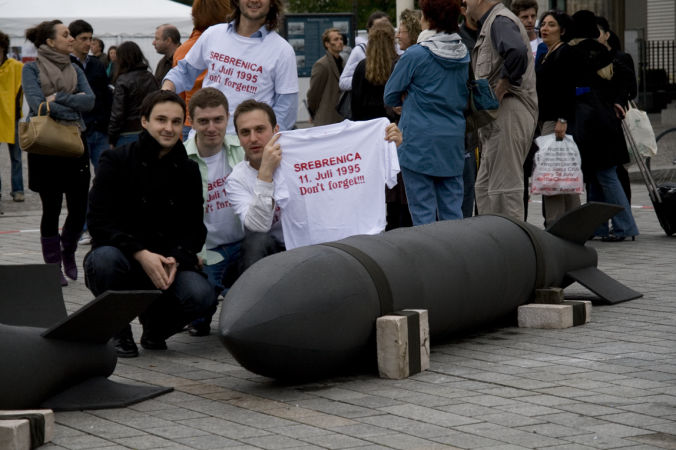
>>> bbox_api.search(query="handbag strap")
[38,102,50,117]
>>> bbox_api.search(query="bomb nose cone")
[219,246,380,380]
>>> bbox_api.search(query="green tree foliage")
[286,0,397,29]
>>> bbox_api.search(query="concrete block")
[518,301,591,329]
[377,309,429,379]
[534,288,564,304]
[0,409,55,449]
[0,420,30,450]
[518,304,573,329]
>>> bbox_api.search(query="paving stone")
[565,432,641,448]
[378,404,479,427]
[113,434,180,449]
[360,414,453,438]
[172,434,242,449]
[240,434,307,449]
[366,432,460,449]
[431,431,505,448]
[294,432,372,449]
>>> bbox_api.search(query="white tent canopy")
[0,0,193,68]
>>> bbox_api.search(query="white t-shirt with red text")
[275,118,400,250]
[183,22,298,133]
[202,151,244,249]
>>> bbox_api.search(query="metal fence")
[639,39,676,87]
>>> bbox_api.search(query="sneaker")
[11,192,24,202]
[79,231,92,245]
[188,322,211,337]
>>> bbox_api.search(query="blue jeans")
[401,167,464,225]
[84,245,217,338]
[86,129,109,171]
[115,132,141,147]
[587,166,639,238]
[3,121,24,194]
[203,241,242,296]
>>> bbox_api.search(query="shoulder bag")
[19,102,84,158]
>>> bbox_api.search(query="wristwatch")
[557,118,567,124]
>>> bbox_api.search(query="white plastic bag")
[623,102,658,158]
[531,134,584,196]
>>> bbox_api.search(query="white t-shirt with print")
[183,22,298,133]
[202,151,244,249]
[275,118,399,250]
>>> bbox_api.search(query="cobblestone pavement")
[1,152,675,448]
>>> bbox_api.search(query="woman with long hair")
[22,20,94,285]
[384,0,469,225]
[108,41,159,148]
[351,21,398,121]
[352,21,410,229]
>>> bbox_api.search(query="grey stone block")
[0,409,55,450]
[0,420,29,450]
[376,309,429,379]
[518,301,591,329]
[518,304,574,329]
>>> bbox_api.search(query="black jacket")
[71,55,112,133]
[568,39,629,177]
[88,131,206,271]
[108,66,159,145]
[535,43,575,124]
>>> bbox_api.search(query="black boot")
[61,229,82,280]
[41,236,67,286]
[112,324,139,358]
[60,229,81,281]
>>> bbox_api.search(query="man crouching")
[84,90,216,358]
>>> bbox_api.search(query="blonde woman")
[351,21,397,121]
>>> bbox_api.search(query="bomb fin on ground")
[565,267,643,304]
[42,291,161,343]
[547,202,623,244]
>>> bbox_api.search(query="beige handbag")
[19,102,84,158]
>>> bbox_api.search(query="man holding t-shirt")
[162,0,298,133]
[226,100,403,268]
[184,87,245,336]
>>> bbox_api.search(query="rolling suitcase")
[622,121,676,236]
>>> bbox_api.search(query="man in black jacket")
[68,20,112,170]
[84,90,215,358]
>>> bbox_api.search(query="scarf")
[36,44,77,97]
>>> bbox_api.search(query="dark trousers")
[38,187,88,238]
[84,246,217,339]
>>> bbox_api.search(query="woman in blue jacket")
[384,0,468,225]
[22,20,94,285]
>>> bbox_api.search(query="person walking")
[22,20,94,285]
